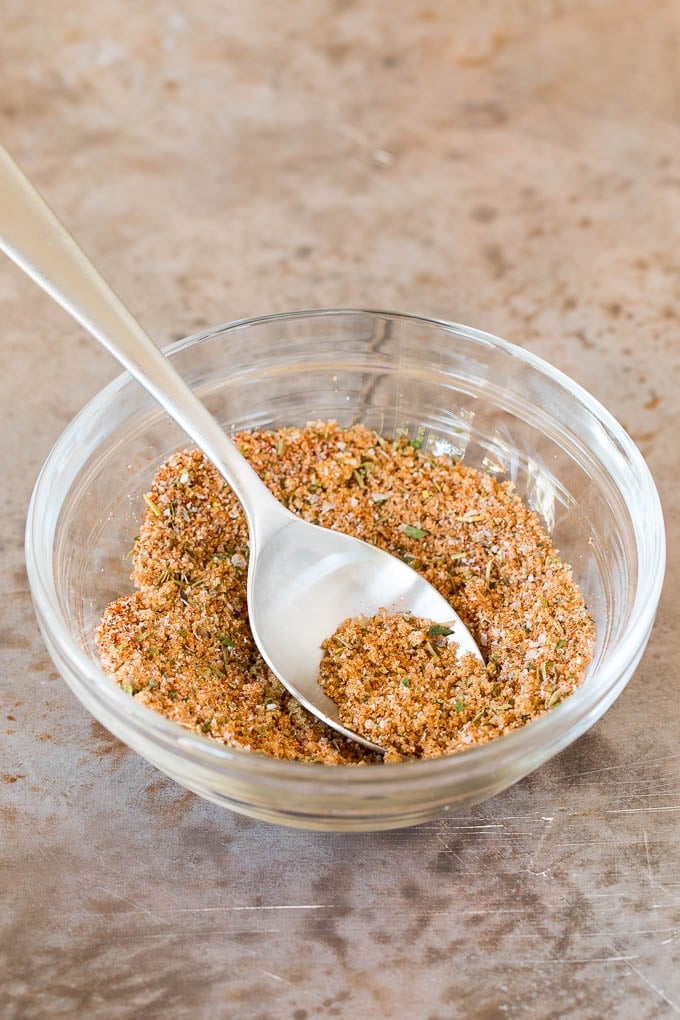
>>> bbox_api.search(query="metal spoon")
[0,147,482,754]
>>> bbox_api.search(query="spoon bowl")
[0,146,482,751]
[248,511,481,751]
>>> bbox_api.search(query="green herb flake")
[408,438,422,450]
[401,677,411,687]
[121,681,134,695]
[452,699,466,713]
[403,524,429,539]
[428,624,454,637]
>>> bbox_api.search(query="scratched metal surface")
[1,2,679,1017]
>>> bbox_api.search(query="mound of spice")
[96,421,595,765]
[320,612,491,759]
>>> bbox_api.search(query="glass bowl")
[25,310,665,831]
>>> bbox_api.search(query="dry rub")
[96,422,594,764]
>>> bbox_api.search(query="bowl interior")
[27,310,664,829]
[56,314,633,677]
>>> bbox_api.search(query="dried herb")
[143,493,162,517]
[403,524,429,539]
[428,624,453,637]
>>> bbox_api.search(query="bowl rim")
[25,307,667,788]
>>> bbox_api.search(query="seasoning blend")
[97,422,594,764]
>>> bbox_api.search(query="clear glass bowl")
[26,310,665,831]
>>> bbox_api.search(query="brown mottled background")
[1,2,679,1017]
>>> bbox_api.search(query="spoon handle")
[0,146,282,535]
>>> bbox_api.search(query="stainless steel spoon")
[0,147,482,754]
